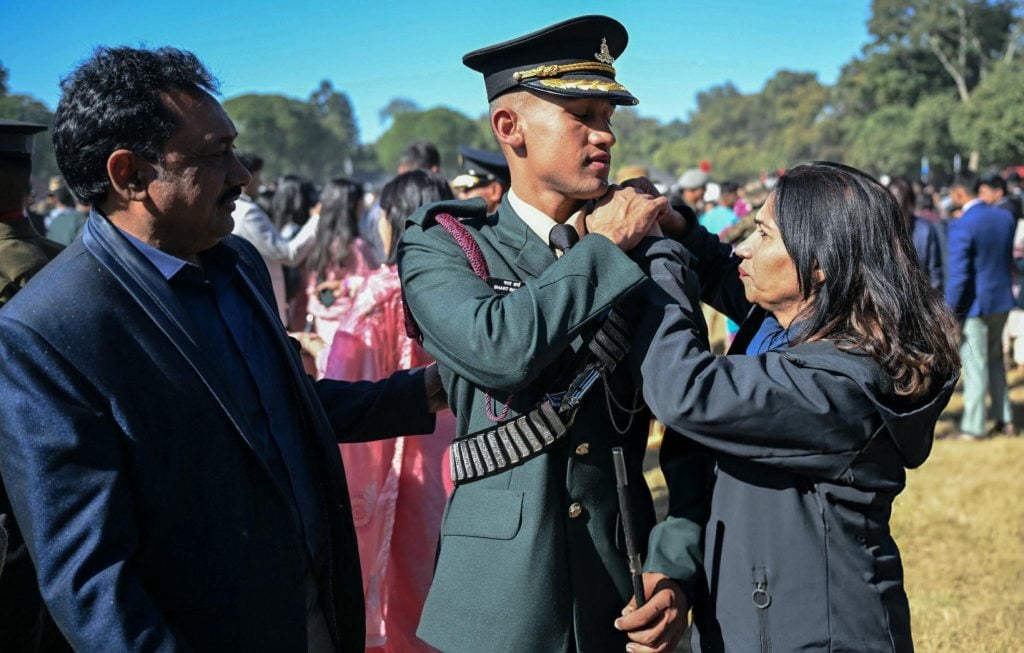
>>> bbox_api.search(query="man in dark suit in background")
[946,172,1017,439]
[0,46,443,652]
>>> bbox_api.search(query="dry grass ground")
[643,368,1024,652]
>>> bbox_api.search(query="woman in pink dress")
[303,178,377,350]
[323,170,456,652]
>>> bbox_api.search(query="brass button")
[575,442,590,456]
[568,502,583,519]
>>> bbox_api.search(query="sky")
[2,0,872,143]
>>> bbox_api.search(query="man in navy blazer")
[945,172,1016,439]
[0,47,442,652]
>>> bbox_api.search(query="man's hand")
[585,184,667,251]
[614,573,688,653]
[424,363,448,413]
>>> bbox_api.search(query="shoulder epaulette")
[407,197,489,228]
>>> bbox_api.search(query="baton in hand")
[612,447,646,608]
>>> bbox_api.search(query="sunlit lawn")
[643,368,1024,652]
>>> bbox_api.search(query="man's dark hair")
[979,173,1007,194]
[719,181,739,195]
[381,169,453,265]
[951,172,980,195]
[54,185,77,207]
[237,152,264,176]
[53,46,219,205]
[398,141,441,172]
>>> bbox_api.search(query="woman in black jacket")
[629,162,960,653]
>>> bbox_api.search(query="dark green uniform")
[399,197,701,652]
[0,215,62,307]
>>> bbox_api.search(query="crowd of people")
[0,12,1017,653]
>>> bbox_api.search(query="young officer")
[399,15,701,653]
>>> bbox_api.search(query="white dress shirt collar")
[507,189,583,249]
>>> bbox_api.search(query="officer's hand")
[614,573,688,653]
[424,363,448,413]
[585,185,667,251]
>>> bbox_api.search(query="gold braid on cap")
[512,61,616,83]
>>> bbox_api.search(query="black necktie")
[549,224,580,253]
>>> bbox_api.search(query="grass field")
[643,368,1024,652]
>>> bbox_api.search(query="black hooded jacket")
[632,235,956,653]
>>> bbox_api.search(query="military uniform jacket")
[0,214,62,307]
[399,197,702,653]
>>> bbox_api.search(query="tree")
[309,80,359,170]
[375,107,487,175]
[951,58,1024,166]
[866,0,1023,168]
[868,0,1020,102]
[224,93,340,181]
[0,61,8,96]
[378,98,419,125]
[844,105,920,175]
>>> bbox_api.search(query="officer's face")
[518,94,616,201]
[735,199,806,327]
[144,91,251,261]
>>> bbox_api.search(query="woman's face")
[735,199,807,327]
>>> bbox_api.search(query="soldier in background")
[0,118,68,653]
[450,145,509,213]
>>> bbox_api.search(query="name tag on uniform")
[486,277,523,296]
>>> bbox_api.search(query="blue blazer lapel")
[81,213,293,491]
[494,197,556,279]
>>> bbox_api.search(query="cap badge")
[595,38,615,65]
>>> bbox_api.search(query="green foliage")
[224,92,345,182]
[0,61,8,96]
[651,72,839,180]
[375,107,489,175]
[951,59,1024,166]
[0,93,59,186]
[378,98,419,125]
[309,80,359,160]
[866,0,1019,101]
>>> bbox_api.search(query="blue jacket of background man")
[944,200,1015,318]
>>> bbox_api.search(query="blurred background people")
[677,167,708,215]
[700,179,740,237]
[231,155,321,325]
[0,119,70,653]
[321,169,456,653]
[45,183,86,246]
[887,176,944,290]
[302,177,377,351]
[945,172,1016,439]
[450,145,508,213]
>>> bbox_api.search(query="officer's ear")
[107,149,155,202]
[491,101,524,150]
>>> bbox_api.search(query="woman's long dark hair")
[305,177,364,275]
[776,162,959,399]
[886,176,917,233]
[270,174,317,230]
[379,169,453,265]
